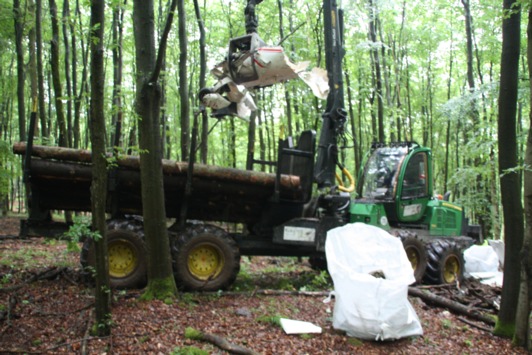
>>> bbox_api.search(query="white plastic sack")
[325,223,423,340]
[464,245,499,274]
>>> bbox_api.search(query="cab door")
[396,150,431,222]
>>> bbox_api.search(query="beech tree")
[133,0,178,300]
[515,6,532,349]
[494,0,523,339]
[88,0,110,336]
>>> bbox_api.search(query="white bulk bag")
[325,223,423,340]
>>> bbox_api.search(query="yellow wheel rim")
[108,239,137,278]
[188,244,223,280]
[443,255,460,283]
[405,246,419,271]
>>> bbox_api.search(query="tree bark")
[368,0,384,142]
[178,0,190,162]
[62,0,73,147]
[133,0,178,300]
[89,0,111,337]
[111,2,125,149]
[13,0,26,142]
[514,8,532,349]
[35,0,47,138]
[48,0,68,147]
[495,0,523,339]
[193,0,209,164]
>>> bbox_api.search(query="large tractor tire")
[172,224,240,291]
[398,232,427,284]
[80,219,148,289]
[424,239,464,285]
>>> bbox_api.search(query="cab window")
[401,153,428,199]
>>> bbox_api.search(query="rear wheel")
[172,224,240,291]
[424,240,464,285]
[399,233,427,283]
[80,219,148,288]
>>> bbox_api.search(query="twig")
[186,327,258,355]
[81,309,93,355]
[457,316,494,332]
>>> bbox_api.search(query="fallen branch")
[408,287,495,326]
[185,327,259,355]
[457,316,493,333]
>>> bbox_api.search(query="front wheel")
[399,233,427,284]
[424,240,464,285]
[80,219,148,289]
[172,224,240,291]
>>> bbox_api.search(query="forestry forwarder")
[14,0,480,291]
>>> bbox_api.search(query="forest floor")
[0,216,527,354]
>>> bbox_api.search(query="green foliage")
[0,140,17,199]
[493,318,515,339]
[140,277,178,301]
[300,270,332,291]
[63,216,101,247]
[256,314,283,328]
[441,318,453,329]
[0,273,12,285]
[347,338,364,346]
[184,327,203,340]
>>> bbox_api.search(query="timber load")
[13,142,306,225]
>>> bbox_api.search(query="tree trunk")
[69,0,79,148]
[89,0,111,336]
[28,0,38,126]
[514,9,532,349]
[133,0,178,300]
[246,110,257,171]
[48,0,68,147]
[178,0,190,162]
[62,0,73,147]
[193,0,208,164]
[368,0,384,142]
[13,0,26,142]
[495,0,523,339]
[73,0,88,149]
[111,2,125,149]
[36,0,47,138]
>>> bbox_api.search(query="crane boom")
[314,0,348,190]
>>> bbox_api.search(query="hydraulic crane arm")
[313,0,349,190]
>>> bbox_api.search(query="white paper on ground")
[280,318,322,335]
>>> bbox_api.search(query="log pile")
[409,278,501,327]
[13,143,305,224]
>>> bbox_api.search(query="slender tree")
[514,8,532,349]
[89,0,111,336]
[13,0,26,142]
[133,0,178,300]
[48,0,68,147]
[178,0,189,162]
[193,0,209,164]
[35,0,47,137]
[494,0,523,339]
